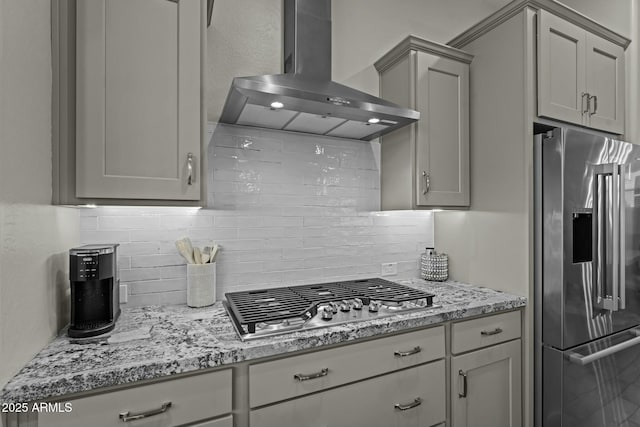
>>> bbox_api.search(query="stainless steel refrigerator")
[535,126,640,427]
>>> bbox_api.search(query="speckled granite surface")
[0,279,526,403]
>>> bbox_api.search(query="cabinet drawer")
[250,326,445,407]
[39,369,231,427]
[251,360,446,427]
[192,414,233,427]
[452,311,521,354]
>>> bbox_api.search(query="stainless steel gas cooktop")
[223,278,438,341]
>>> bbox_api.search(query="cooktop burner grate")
[224,278,435,338]
[289,282,364,304]
[224,287,316,332]
[341,278,433,302]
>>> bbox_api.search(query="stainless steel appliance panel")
[611,140,640,330]
[542,128,610,349]
[542,327,640,427]
[542,128,640,349]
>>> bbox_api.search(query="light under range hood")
[219,0,420,141]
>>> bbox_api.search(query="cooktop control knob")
[353,298,363,310]
[369,301,380,312]
[340,300,351,312]
[329,302,339,313]
[321,306,333,320]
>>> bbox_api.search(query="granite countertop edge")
[1,279,526,403]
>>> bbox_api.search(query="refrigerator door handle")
[612,164,620,310]
[567,328,640,365]
[618,164,626,310]
[592,164,620,312]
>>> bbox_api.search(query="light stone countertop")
[0,279,526,403]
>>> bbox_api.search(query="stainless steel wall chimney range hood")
[219,0,420,141]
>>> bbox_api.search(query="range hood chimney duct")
[283,0,331,80]
[218,0,420,141]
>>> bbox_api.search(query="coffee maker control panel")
[79,256,98,280]
[69,245,116,282]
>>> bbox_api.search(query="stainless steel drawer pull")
[394,346,422,357]
[394,397,422,411]
[590,94,598,115]
[186,153,194,185]
[119,401,172,422]
[481,327,503,336]
[458,370,467,398]
[293,368,329,381]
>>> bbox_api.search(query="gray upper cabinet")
[53,0,205,204]
[376,36,472,209]
[538,10,625,134]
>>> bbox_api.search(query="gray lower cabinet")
[53,0,204,204]
[375,36,472,209]
[11,313,522,427]
[450,339,522,427]
[250,360,446,427]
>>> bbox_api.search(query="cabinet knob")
[187,153,194,186]
[422,171,430,195]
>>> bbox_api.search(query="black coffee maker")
[68,244,120,338]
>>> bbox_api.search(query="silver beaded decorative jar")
[420,247,448,281]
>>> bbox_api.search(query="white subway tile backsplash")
[79,215,98,231]
[120,268,162,282]
[80,230,130,244]
[158,265,187,279]
[118,242,161,256]
[80,125,434,305]
[161,215,213,229]
[99,215,161,230]
[129,278,187,295]
[131,254,184,268]
[118,257,131,270]
[127,290,186,307]
[281,247,326,259]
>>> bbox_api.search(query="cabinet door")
[585,32,625,134]
[76,0,201,200]
[415,52,469,207]
[537,10,586,126]
[251,360,446,427]
[451,339,521,427]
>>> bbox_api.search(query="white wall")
[206,0,512,122]
[332,0,511,95]
[0,0,79,388]
[557,0,633,38]
[206,0,281,122]
[80,125,434,306]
